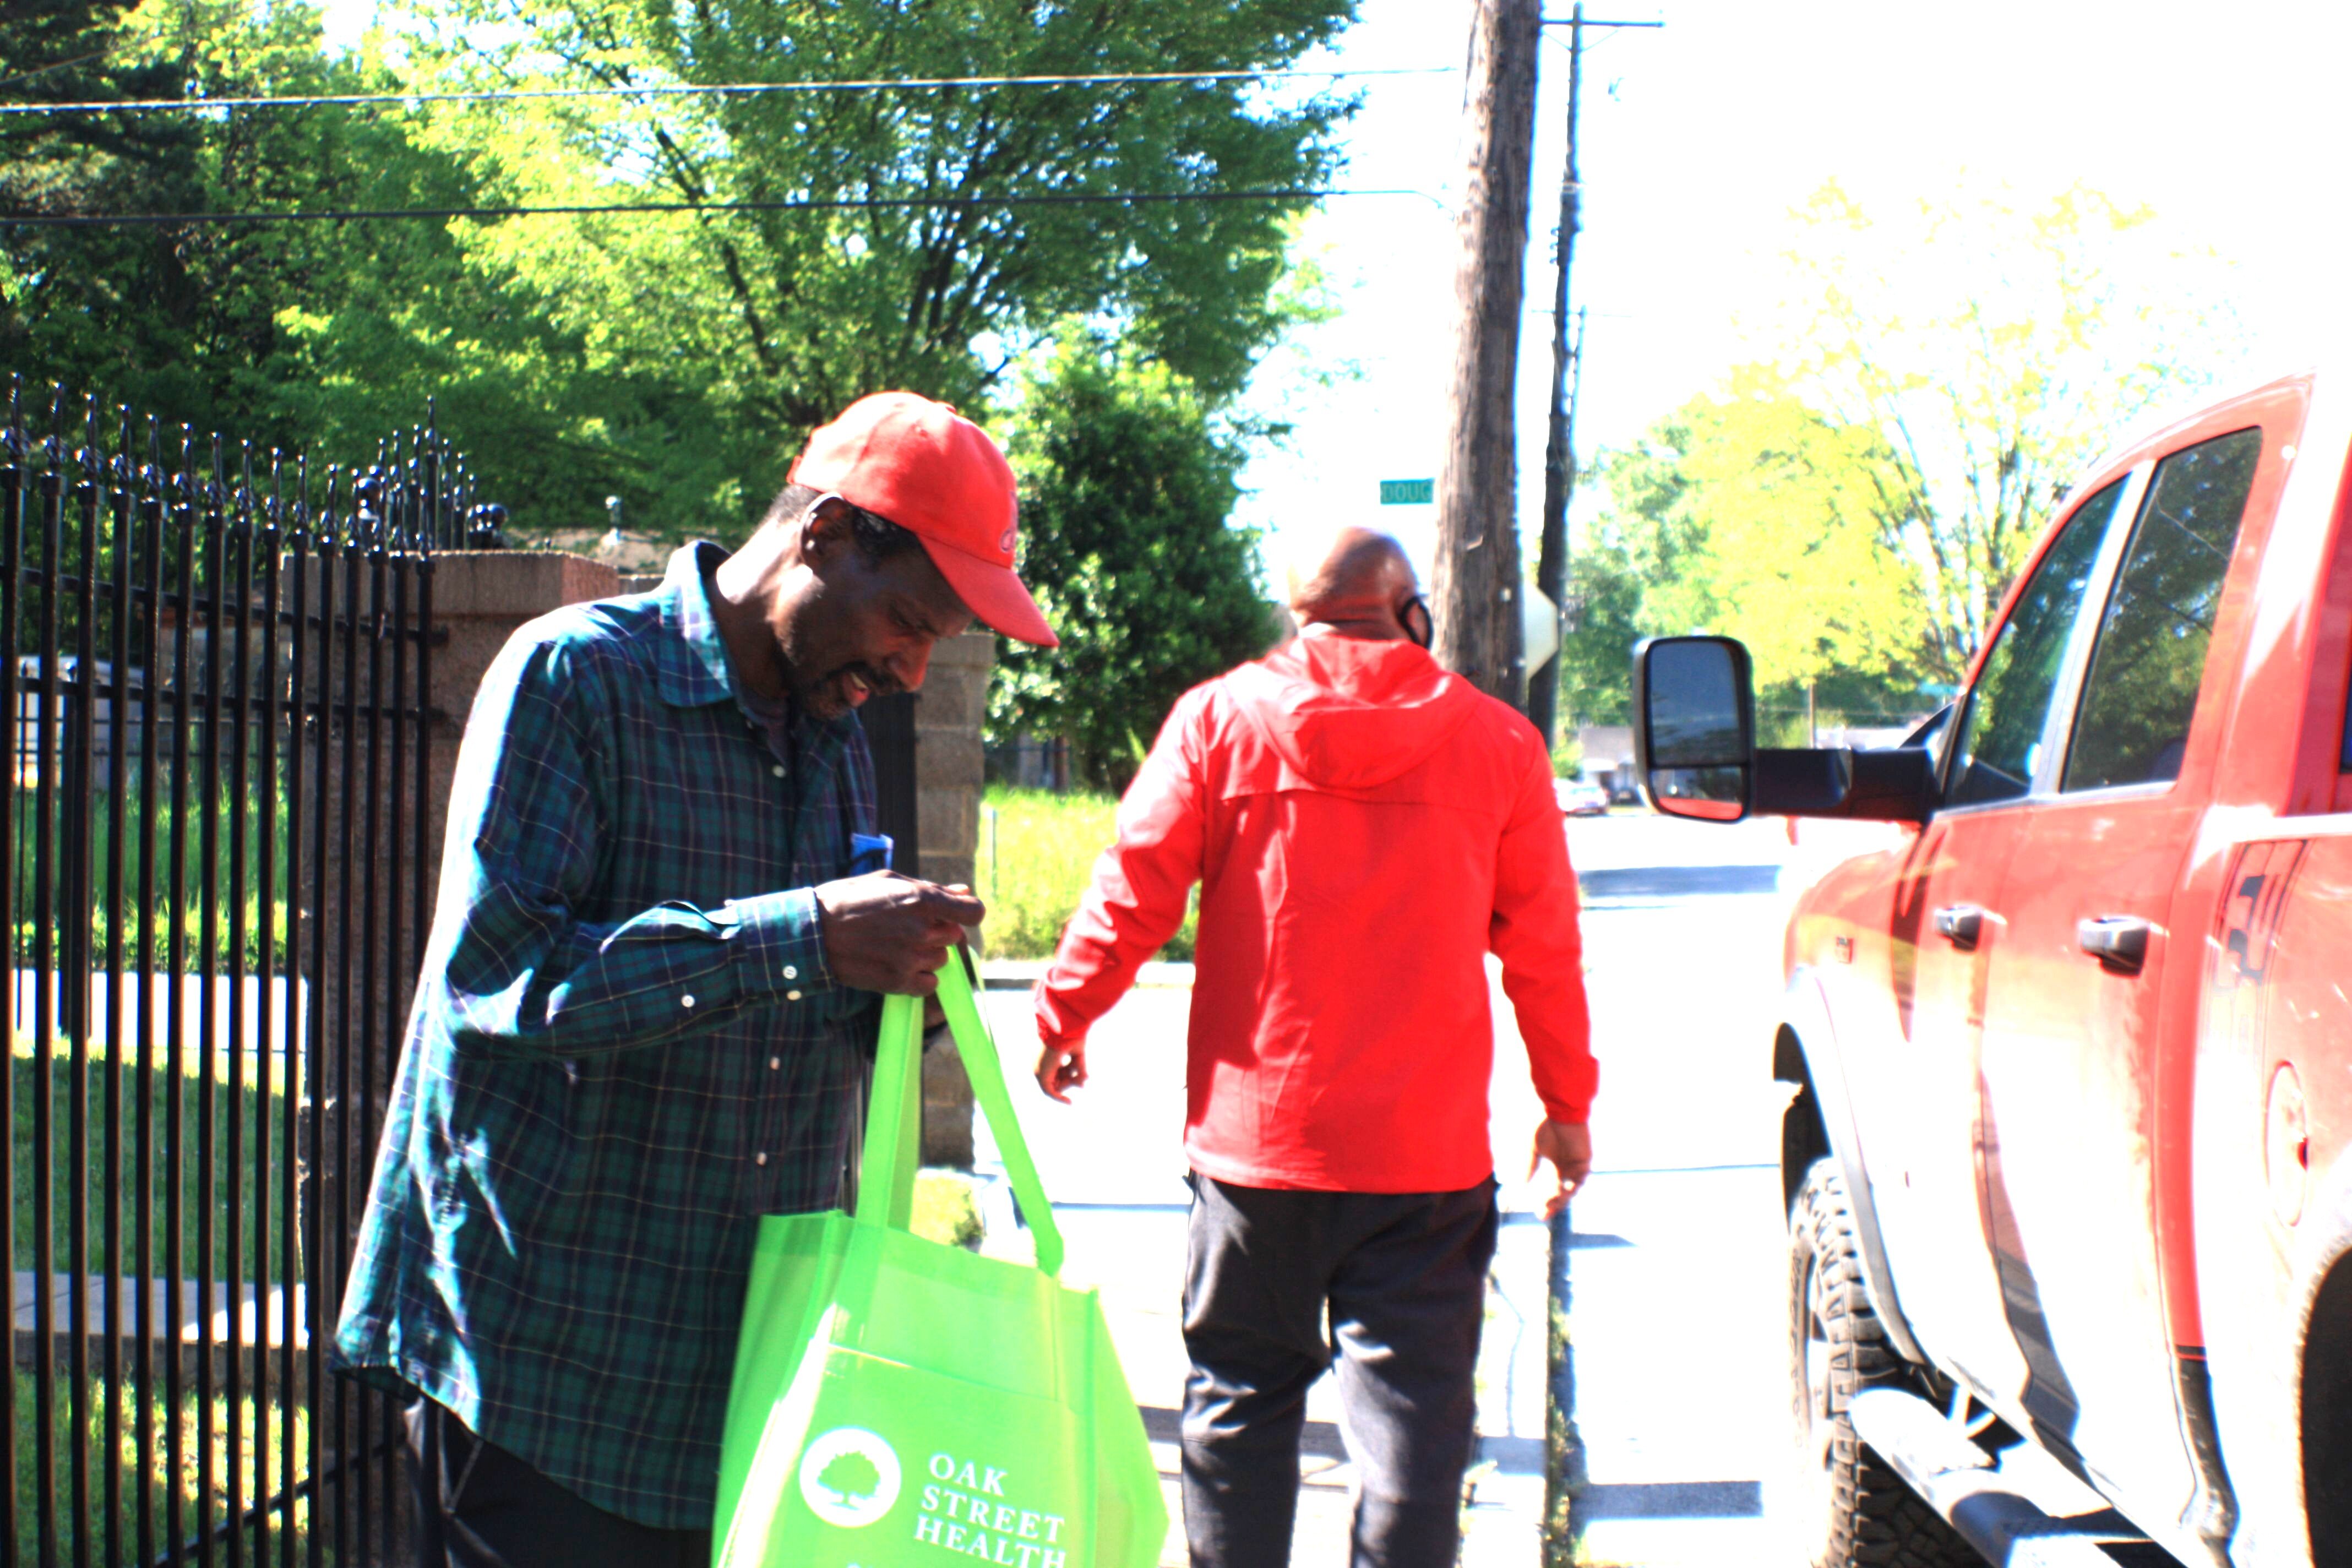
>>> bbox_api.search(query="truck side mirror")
[1633,636,1754,821]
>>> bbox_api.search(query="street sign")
[1379,478,1434,505]
[1522,586,1560,670]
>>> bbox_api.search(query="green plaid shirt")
[333,542,879,1528]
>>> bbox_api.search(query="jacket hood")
[1225,635,1482,789]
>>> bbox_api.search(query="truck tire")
[1789,1157,1977,1568]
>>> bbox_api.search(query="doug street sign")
[1379,479,1434,505]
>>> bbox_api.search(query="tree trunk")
[1432,0,1540,710]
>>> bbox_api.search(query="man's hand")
[1036,1040,1088,1104]
[1529,1119,1592,1218]
[814,872,983,995]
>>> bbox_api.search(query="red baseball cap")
[789,392,1059,648]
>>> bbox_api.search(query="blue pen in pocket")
[848,832,894,875]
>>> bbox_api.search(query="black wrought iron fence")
[0,380,465,1566]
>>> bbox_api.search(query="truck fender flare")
[1780,965,1929,1368]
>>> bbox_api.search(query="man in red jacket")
[1033,527,1594,1568]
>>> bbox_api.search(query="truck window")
[2064,427,2263,791]
[1945,480,2127,807]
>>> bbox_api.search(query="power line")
[0,47,118,91]
[0,64,1453,119]
[0,184,1438,228]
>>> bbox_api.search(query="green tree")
[5,1,1359,540]
[988,328,1273,789]
[1558,367,1930,732]
[393,0,1358,536]
[0,0,623,511]
[1554,534,1643,728]
[1768,179,2241,680]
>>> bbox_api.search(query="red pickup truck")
[1631,370,2351,1567]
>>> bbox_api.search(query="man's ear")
[796,496,856,568]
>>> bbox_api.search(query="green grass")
[6,779,303,973]
[976,786,1196,961]
[10,1371,329,1562]
[11,1036,300,1284]
[912,1169,984,1250]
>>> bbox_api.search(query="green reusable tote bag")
[712,951,1168,1568]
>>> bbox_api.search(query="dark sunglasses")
[1399,594,1434,649]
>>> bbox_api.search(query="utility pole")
[1527,2,1585,747]
[1529,9,1661,747]
[1431,0,1542,709]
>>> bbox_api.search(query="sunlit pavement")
[974,810,1902,1565]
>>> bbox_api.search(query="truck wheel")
[1789,1157,1976,1568]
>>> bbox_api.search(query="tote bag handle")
[857,950,1066,1278]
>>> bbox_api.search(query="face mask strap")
[1400,594,1434,649]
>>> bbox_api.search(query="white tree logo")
[797,1427,902,1528]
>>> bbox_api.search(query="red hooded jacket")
[1033,634,1595,1194]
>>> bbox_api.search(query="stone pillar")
[917,629,995,1167]
[914,629,994,891]
[415,552,622,888]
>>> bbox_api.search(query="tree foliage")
[1561,181,2237,732]
[1768,178,2239,680]
[3,0,1359,540]
[0,0,641,509]
[1558,367,1929,729]
[987,328,1272,788]
[395,0,1357,534]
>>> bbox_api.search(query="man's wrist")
[722,888,835,1000]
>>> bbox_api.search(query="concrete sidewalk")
[972,974,1554,1566]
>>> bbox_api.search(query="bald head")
[1284,527,1422,641]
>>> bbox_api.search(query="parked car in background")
[1554,778,1610,816]
[1633,369,2352,1568]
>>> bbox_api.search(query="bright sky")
[318,0,2352,579]
[1240,0,2352,580]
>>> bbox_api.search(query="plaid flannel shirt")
[333,541,879,1528]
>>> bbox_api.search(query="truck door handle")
[1932,905,1984,950]
[2078,916,2152,974]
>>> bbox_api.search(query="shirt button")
[768,1056,781,1070]
[782,965,798,980]
[680,994,696,1009]
[771,764,785,778]
[754,1151,767,1166]
[786,989,803,1002]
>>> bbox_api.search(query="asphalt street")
[973,810,1898,1565]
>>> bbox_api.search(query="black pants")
[1180,1174,1500,1568]
[406,1401,712,1568]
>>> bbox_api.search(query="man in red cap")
[334,393,1055,1566]
[1033,526,1592,1568]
